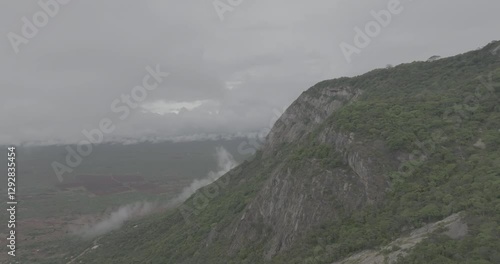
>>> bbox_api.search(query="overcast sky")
[1,0,499,145]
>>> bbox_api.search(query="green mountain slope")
[74,41,500,264]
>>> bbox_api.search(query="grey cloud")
[1,0,500,145]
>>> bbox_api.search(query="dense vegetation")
[276,41,500,263]
[75,41,499,263]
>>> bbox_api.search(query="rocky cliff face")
[265,85,362,153]
[222,84,396,259]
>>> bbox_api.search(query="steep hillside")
[72,41,500,264]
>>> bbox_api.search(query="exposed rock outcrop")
[332,213,468,264]
[224,84,395,259]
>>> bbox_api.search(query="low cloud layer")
[74,146,237,238]
[1,1,500,145]
[73,201,155,239]
[170,146,237,204]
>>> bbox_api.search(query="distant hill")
[73,41,500,264]
[0,139,251,192]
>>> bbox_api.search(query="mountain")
[72,41,500,264]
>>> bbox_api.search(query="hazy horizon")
[2,0,500,145]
